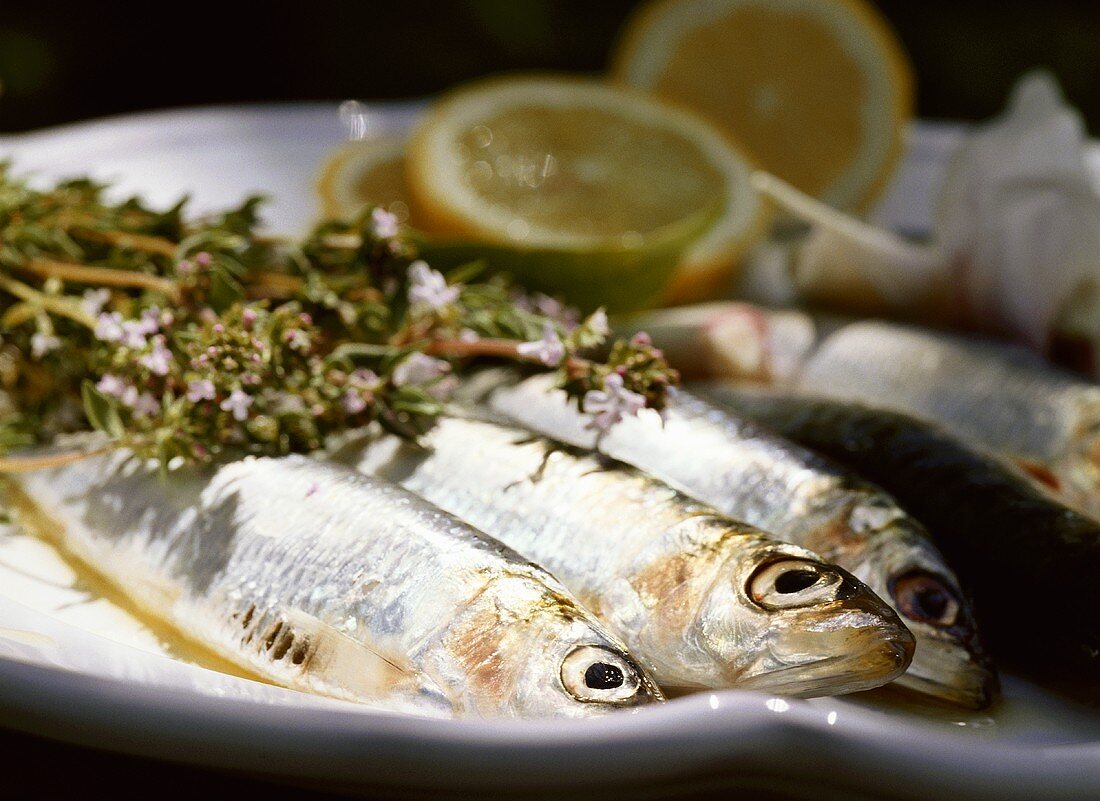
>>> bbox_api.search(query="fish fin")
[279,608,437,703]
[501,441,559,491]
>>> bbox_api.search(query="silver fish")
[337,416,914,697]
[460,371,996,709]
[794,321,1100,518]
[8,452,662,718]
[697,386,1100,690]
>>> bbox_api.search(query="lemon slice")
[612,0,913,213]
[415,201,720,313]
[406,74,765,305]
[315,136,413,222]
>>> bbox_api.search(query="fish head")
[443,572,663,718]
[683,522,914,697]
[845,503,998,709]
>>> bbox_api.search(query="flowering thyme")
[0,164,680,466]
[517,323,566,367]
[582,372,647,432]
[407,260,460,311]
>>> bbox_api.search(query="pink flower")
[195,252,212,267]
[96,374,128,398]
[582,373,646,433]
[532,293,565,319]
[407,260,460,310]
[392,353,449,386]
[284,328,311,353]
[510,290,535,312]
[187,379,216,403]
[586,308,609,337]
[94,312,125,342]
[137,307,161,336]
[30,333,60,359]
[342,390,368,415]
[131,393,161,418]
[220,389,253,421]
[516,323,565,366]
[119,322,149,349]
[139,336,173,376]
[81,288,111,317]
[369,207,400,239]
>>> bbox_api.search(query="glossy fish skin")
[796,321,1100,518]
[704,389,1100,687]
[461,371,996,709]
[337,416,915,697]
[10,452,662,718]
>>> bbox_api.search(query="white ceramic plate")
[2,105,1100,801]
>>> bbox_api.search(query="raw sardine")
[336,417,914,697]
[703,389,1100,687]
[461,371,996,708]
[8,452,663,718]
[619,304,1100,518]
[794,321,1100,518]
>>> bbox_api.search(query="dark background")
[2,0,1100,133]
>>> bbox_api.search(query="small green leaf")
[445,259,487,285]
[209,269,244,312]
[81,380,124,439]
[380,342,430,376]
[329,342,393,361]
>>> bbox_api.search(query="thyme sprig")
[0,164,678,467]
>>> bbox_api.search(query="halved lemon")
[406,74,765,305]
[612,0,913,213]
[315,136,414,222]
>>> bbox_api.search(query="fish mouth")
[853,526,1000,710]
[734,599,916,698]
[879,560,999,710]
[737,636,915,698]
[892,634,999,709]
[730,558,916,697]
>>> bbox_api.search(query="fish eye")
[774,568,819,593]
[892,571,961,628]
[584,661,624,689]
[748,558,840,609]
[560,645,642,703]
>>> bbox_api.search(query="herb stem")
[423,339,595,372]
[423,337,522,360]
[19,258,181,300]
[0,271,97,328]
[69,227,179,257]
[0,447,112,473]
[247,272,304,298]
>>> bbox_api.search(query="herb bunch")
[0,164,678,467]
